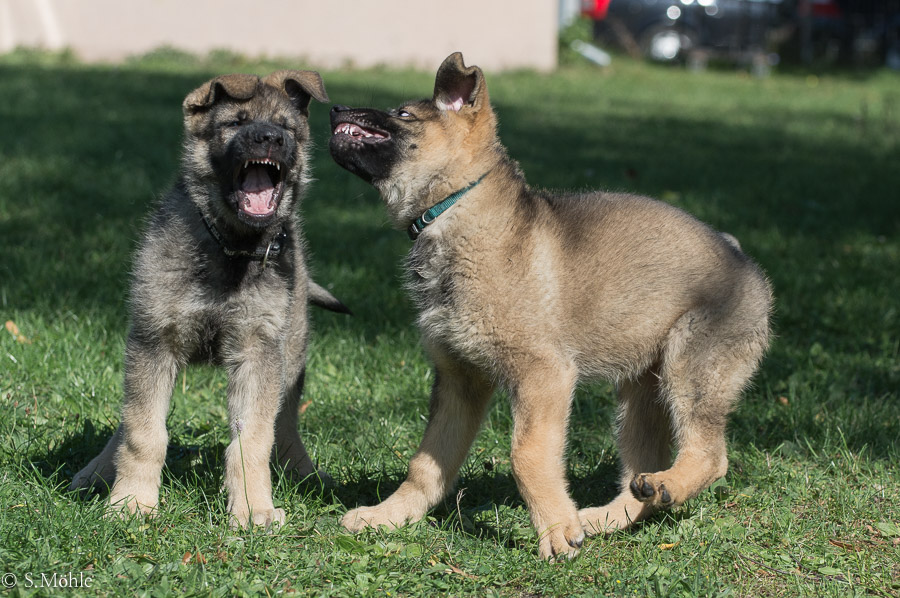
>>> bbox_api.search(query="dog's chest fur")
[406,236,454,338]
[405,224,553,370]
[131,208,300,364]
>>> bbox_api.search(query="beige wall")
[1,0,558,71]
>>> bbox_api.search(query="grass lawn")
[1,49,898,596]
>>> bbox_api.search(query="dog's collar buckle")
[407,220,423,240]
[407,171,490,241]
[261,232,286,268]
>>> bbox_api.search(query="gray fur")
[71,71,338,528]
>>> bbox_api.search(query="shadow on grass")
[5,62,899,316]
[331,460,690,548]
[37,419,230,498]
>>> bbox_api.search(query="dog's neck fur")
[406,170,492,240]
[381,146,517,234]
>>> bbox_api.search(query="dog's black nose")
[331,104,352,114]
[251,124,284,146]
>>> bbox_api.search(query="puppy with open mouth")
[329,53,772,559]
[71,70,347,528]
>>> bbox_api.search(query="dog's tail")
[309,280,352,315]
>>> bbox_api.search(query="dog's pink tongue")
[241,166,275,215]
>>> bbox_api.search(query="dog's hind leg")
[105,339,179,517]
[579,369,671,534]
[70,427,122,492]
[627,304,768,510]
[342,352,494,533]
[508,357,585,560]
[273,367,333,486]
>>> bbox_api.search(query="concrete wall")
[1,0,559,71]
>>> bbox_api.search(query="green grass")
[1,49,898,596]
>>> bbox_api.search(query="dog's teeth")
[244,160,249,169]
[276,163,280,171]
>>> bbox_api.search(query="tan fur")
[71,71,339,528]
[331,52,772,559]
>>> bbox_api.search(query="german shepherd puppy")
[70,71,346,528]
[329,52,772,559]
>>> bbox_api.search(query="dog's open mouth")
[333,122,389,143]
[234,158,284,219]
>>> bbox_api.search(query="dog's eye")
[397,110,412,118]
[223,112,249,128]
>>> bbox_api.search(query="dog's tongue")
[241,165,275,215]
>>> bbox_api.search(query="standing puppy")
[329,53,772,559]
[71,71,344,528]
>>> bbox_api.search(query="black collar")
[199,211,288,266]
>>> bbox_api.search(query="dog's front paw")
[106,489,158,520]
[630,473,677,508]
[341,502,418,533]
[579,502,645,535]
[535,516,585,561]
[229,506,286,531]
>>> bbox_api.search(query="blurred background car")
[581,0,900,69]
[586,0,784,65]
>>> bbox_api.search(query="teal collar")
[407,171,489,240]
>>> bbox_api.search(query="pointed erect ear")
[433,52,487,113]
[263,70,329,116]
[182,73,260,115]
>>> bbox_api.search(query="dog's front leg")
[223,336,285,529]
[105,337,179,517]
[342,357,493,532]
[509,358,584,560]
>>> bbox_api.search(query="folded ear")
[263,70,329,116]
[182,73,260,115]
[433,52,488,113]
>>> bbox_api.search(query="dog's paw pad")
[630,474,677,508]
[630,476,654,498]
[659,486,673,506]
